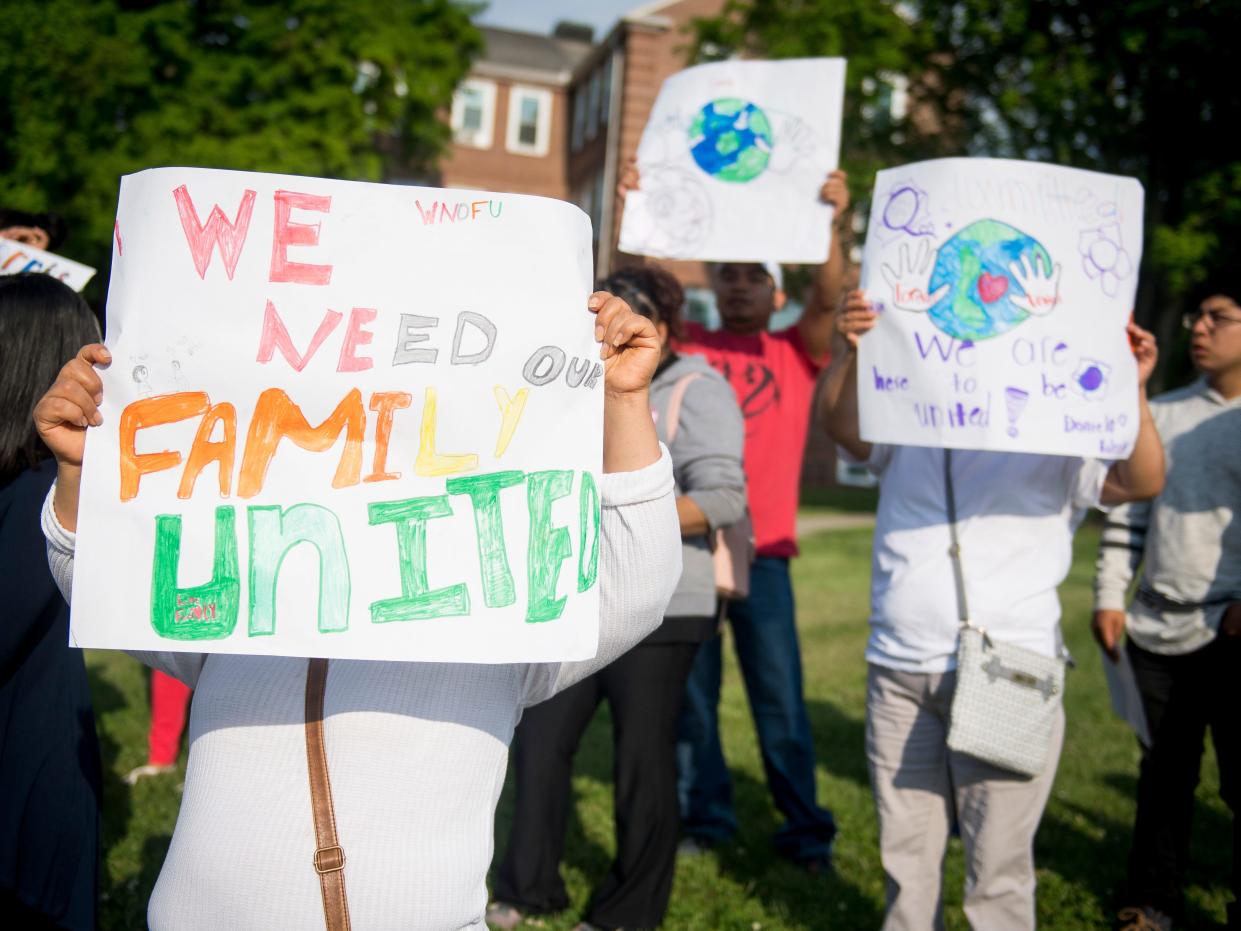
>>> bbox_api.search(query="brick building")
[433,0,852,487]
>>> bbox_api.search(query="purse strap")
[305,658,352,931]
[663,372,704,444]
[943,448,972,628]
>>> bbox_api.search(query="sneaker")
[1116,905,1173,931]
[486,901,524,930]
[123,763,176,785]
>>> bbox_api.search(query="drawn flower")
[1078,223,1132,297]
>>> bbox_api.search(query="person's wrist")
[56,460,83,480]
[604,387,651,406]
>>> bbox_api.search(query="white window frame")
[451,78,496,149]
[506,85,553,157]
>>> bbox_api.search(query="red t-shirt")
[676,322,827,558]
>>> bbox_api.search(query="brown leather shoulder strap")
[305,657,351,931]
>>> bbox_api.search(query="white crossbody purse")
[942,449,1065,778]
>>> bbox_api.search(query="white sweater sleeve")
[41,485,208,689]
[521,446,681,707]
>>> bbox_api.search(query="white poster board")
[0,239,96,291]
[619,58,845,263]
[858,158,1143,457]
[72,167,603,663]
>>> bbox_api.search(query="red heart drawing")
[977,272,1008,304]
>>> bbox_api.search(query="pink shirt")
[677,322,827,557]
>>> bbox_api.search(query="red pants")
[148,670,192,766]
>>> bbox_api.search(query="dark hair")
[0,274,101,484]
[599,264,685,341]
[0,207,68,250]
[1191,286,1238,310]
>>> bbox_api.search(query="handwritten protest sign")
[71,168,603,663]
[619,58,845,263]
[858,158,1144,457]
[0,239,96,291]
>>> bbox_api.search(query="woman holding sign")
[490,265,747,931]
[34,292,681,931]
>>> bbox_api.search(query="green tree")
[0,0,481,303]
[693,0,1241,383]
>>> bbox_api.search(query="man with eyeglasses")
[1094,292,1241,931]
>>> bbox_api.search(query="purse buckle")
[314,845,346,874]
[980,654,1058,699]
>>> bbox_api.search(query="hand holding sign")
[1008,253,1063,316]
[881,240,949,314]
[589,292,660,395]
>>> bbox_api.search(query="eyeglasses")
[1182,307,1241,331]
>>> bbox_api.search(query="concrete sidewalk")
[796,511,876,538]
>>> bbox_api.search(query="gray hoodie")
[650,353,748,619]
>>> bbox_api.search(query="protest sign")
[858,158,1144,457]
[71,168,603,663]
[0,238,96,291]
[618,58,845,263]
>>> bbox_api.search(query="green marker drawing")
[150,507,240,641]
[577,471,600,593]
[445,470,525,608]
[368,495,470,623]
[526,470,573,623]
[247,504,351,637]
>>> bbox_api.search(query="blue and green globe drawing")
[688,98,773,183]
[927,219,1053,341]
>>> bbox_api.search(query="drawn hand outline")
[880,240,949,314]
[1008,253,1063,316]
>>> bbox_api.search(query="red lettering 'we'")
[173,185,257,280]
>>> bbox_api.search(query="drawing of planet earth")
[688,98,773,183]
[927,219,1053,341]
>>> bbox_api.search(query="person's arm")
[1100,323,1165,505]
[817,289,876,463]
[798,170,852,360]
[1091,497,1150,660]
[672,377,747,538]
[591,291,662,474]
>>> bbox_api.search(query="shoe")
[123,763,176,785]
[676,836,714,857]
[486,901,524,930]
[1116,905,1173,931]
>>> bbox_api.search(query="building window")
[451,79,496,149]
[571,88,587,152]
[599,56,612,129]
[586,68,602,140]
[506,86,553,157]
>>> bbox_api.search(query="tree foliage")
[692,0,1240,377]
[0,0,481,300]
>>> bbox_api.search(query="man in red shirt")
[619,167,849,870]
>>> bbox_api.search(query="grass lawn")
[85,522,1231,929]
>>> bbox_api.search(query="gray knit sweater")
[650,353,747,618]
[1094,380,1241,654]
[43,450,681,930]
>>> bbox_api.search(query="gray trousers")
[866,664,1065,931]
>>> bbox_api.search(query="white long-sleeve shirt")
[44,450,680,931]
[1093,380,1241,654]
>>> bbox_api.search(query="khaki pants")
[866,664,1065,931]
